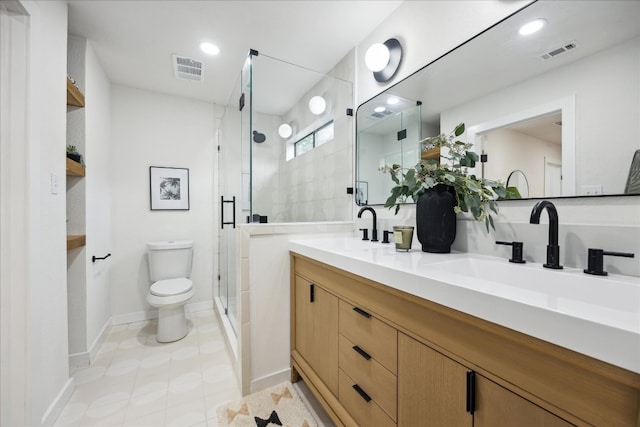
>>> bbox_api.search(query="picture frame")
[149,166,190,210]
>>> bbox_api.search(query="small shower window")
[294,121,334,157]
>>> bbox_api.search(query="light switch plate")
[581,184,602,195]
[50,173,59,195]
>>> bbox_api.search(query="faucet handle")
[359,228,369,241]
[496,241,526,264]
[382,230,393,244]
[584,248,635,276]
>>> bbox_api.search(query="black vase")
[416,184,457,253]
[67,153,81,163]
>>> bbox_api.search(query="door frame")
[467,96,575,196]
[0,2,30,425]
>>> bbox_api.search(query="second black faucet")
[529,200,563,269]
[357,206,378,242]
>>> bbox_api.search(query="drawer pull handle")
[310,283,314,303]
[352,384,372,403]
[353,306,371,318]
[352,345,372,360]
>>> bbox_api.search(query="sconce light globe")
[365,43,390,72]
[278,123,293,139]
[308,96,327,115]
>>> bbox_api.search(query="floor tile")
[55,308,238,427]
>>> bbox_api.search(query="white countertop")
[290,236,640,374]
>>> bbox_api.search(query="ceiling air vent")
[540,42,577,60]
[371,109,394,119]
[173,55,204,81]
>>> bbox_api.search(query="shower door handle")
[221,196,236,229]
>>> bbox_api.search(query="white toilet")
[146,240,194,343]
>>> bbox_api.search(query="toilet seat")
[150,278,192,297]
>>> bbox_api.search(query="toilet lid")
[150,278,192,297]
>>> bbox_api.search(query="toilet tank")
[147,240,193,281]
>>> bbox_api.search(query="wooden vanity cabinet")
[398,332,571,427]
[290,253,640,427]
[294,275,339,396]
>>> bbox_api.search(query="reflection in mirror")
[479,112,561,198]
[356,96,421,205]
[356,1,640,203]
[626,150,640,194]
[506,170,530,199]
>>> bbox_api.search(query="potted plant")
[381,123,506,252]
[66,145,83,164]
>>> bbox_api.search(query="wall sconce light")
[365,38,402,83]
[308,96,327,115]
[278,123,293,139]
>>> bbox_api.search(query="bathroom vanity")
[289,238,640,426]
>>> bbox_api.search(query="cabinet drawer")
[339,300,397,374]
[339,334,397,421]
[339,369,396,427]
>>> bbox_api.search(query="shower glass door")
[217,55,252,335]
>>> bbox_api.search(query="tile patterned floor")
[54,309,241,427]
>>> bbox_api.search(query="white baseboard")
[89,317,112,361]
[68,317,112,369]
[68,351,90,369]
[111,300,214,326]
[40,377,74,426]
[251,368,291,393]
[186,299,213,313]
[111,310,156,326]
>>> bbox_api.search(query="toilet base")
[156,305,189,343]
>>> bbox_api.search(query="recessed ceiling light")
[387,97,399,105]
[200,42,220,55]
[519,18,546,36]
[374,106,386,113]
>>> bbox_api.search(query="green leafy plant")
[381,123,506,231]
[66,144,84,165]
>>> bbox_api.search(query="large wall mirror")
[356,0,640,205]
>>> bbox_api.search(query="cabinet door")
[474,374,572,427]
[294,276,339,395]
[398,333,472,426]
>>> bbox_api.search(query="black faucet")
[357,206,378,242]
[529,200,563,269]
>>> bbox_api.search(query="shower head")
[253,130,266,143]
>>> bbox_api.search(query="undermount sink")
[425,256,640,333]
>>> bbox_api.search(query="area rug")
[216,381,318,427]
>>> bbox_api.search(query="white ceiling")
[67,0,403,107]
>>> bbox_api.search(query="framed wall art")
[149,166,190,210]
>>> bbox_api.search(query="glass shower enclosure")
[216,50,353,336]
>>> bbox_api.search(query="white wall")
[110,85,215,323]
[84,40,112,358]
[238,223,354,394]
[355,0,532,105]
[21,1,74,425]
